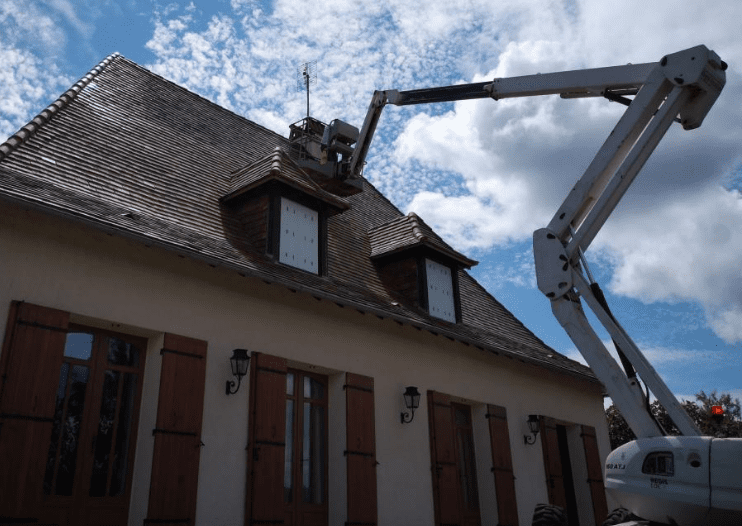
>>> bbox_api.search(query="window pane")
[303,376,324,400]
[454,406,470,427]
[107,336,139,367]
[110,373,137,496]
[55,365,89,495]
[302,403,325,504]
[287,372,294,396]
[457,429,480,510]
[284,400,294,503]
[64,332,93,360]
[90,370,121,496]
[44,363,70,494]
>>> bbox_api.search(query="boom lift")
[292,45,741,525]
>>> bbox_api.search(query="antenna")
[297,61,317,120]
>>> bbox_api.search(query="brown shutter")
[146,333,207,526]
[486,404,519,526]
[345,373,377,526]
[581,425,608,525]
[0,301,69,519]
[539,417,567,510]
[245,352,287,526]
[427,391,461,526]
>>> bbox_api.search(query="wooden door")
[44,326,147,526]
[284,369,328,526]
[486,404,518,526]
[428,392,482,526]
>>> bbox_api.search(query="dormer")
[368,213,477,323]
[221,147,348,275]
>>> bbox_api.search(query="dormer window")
[368,213,477,324]
[220,147,349,276]
[279,197,319,273]
[425,258,456,322]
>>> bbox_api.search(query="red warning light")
[711,405,724,416]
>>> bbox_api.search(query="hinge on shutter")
[0,412,54,423]
[143,518,191,524]
[16,319,67,332]
[343,449,374,458]
[160,348,203,359]
[152,428,198,437]
[342,384,373,393]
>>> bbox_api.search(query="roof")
[0,53,596,384]
[369,212,478,268]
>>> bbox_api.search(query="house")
[0,53,610,526]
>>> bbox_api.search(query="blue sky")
[2,0,741,407]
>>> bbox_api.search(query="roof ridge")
[0,52,121,162]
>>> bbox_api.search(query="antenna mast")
[297,61,317,120]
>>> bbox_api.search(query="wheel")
[532,503,568,526]
[601,507,638,526]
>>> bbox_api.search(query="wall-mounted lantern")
[524,414,540,445]
[226,349,250,395]
[400,386,421,424]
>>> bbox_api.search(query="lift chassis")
[295,45,740,525]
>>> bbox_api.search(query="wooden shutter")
[581,425,608,525]
[146,333,207,526]
[0,301,69,519]
[486,405,519,526]
[539,417,567,510]
[345,373,377,526]
[245,352,287,526]
[427,391,461,526]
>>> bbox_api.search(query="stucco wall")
[0,203,610,526]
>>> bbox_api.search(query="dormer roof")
[222,147,348,213]
[368,212,477,268]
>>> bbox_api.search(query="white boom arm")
[344,45,726,438]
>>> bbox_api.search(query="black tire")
[532,503,568,526]
[601,507,637,526]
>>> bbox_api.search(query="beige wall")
[0,203,610,526]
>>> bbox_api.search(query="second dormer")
[221,147,349,275]
[368,213,477,323]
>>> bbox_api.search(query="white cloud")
[0,1,72,140]
[135,0,742,344]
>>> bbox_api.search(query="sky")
[1,0,741,411]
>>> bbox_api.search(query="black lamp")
[524,414,540,444]
[226,349,250,395]
[400,386,421,424]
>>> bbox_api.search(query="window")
[43,328,145,500]
[284,370,328,525]
[426,258,456,322]
[279,197,319,274]
[642,452,674,476]
[453,403,480,517]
